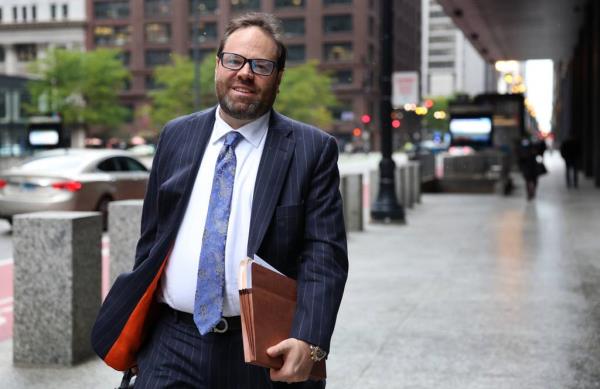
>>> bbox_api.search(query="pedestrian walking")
[517,138,547,200]
[560,137,581,188]
[91,12,348,389]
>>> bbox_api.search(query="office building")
[86,0,421,145]
[0,0,86,76]
[421,0,489,98]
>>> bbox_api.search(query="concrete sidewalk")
[2,152,600,388]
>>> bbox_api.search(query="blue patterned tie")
[194,131,243,335]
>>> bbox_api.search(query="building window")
[145,50,171,67]
[145,0,171,17]
[0,47,5,62]
[0,8,3,22]
[62,4,68,18]
[32,5,37,21]
[429,61,454,68]
[287,45,305,62]
[323,15,352,33]
[189,0,218,14]
[190,21,217,43]
[429,36,454,44]
[94,25,131,46]
[331,99,353,121]
[189,48,216,61]
[323,43,353,62]
[275,0,304,8]
[230,0,260,13]
[368,16,374,36]
[22,6,27,21]
[145,23,171,44]
[12,7,17,21]
[324,0,352,5]
[118,51,130,66]
[50,4,56,19]
[94,1,130,19]
[429,48,454,56]
[15,44,37,62]
[281,18,304,37]
[145,75,159,89]
[0,91,7,119]
[332,69,353,85]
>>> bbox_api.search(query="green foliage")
[27,48,130,131]
[149,54,217,129]
[275,61,338,129]
[423,95,451,132]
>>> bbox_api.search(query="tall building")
[0,0,86,76]
[86,0,421,147]
[421,0,488,98]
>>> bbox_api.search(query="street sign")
[392,71,419,108]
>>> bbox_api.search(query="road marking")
[0,306,12,313]
[0,258,13,267]
[0,316,6,326]
[0,297,13,306]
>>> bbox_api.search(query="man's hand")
[266,338,314,383]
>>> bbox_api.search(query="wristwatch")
[309,345,327,362]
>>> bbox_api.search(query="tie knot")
[223,131,243,148]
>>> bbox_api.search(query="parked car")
[0,148,149,227]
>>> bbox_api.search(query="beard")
[215,79,277,121]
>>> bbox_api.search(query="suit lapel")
[247,112,295,256]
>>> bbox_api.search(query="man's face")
[215,26,283,126]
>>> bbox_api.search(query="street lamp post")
[192,0,201,111]
[371,0,405,223]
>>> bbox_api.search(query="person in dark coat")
[517,138,546,200]
[560,138,580,188]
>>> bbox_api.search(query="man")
[91,12,348,389]
[560,137,580,188]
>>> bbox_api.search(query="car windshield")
[18,155,88,173]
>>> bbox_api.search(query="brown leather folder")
[239,258,326,380]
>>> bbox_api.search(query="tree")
[422,95,451,133]
[149,54,217,129]
[27,48,130,133]
[275,61,338,129]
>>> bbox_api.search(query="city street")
[1,153,600,387]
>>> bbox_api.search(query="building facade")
[421,0,489,98]
[86,0,421,147]
[0,0,86,76]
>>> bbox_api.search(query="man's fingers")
[266,339,289,357]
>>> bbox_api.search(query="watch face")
[310,345,326,361]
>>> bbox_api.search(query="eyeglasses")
[218,52,277,76]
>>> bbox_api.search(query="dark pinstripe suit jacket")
[91,107,348,371]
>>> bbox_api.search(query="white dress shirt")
[158,108,269,316]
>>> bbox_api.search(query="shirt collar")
[212,106,269,148]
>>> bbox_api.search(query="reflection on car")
[0,148,149,227]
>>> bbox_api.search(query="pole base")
[371,204,406,224]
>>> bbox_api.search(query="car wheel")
[95,195,113,230]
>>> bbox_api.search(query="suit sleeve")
[132,131,164,269]
[290,135,349,353]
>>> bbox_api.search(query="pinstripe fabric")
[92,107,348,384]
[135,308,325,389]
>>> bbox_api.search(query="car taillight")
[52,181,83,192]
[0,179,6,189]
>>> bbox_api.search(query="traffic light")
[360,114,371,124]
[391,119,401,128]
[353,127,362,137]
[424,99,434,109]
